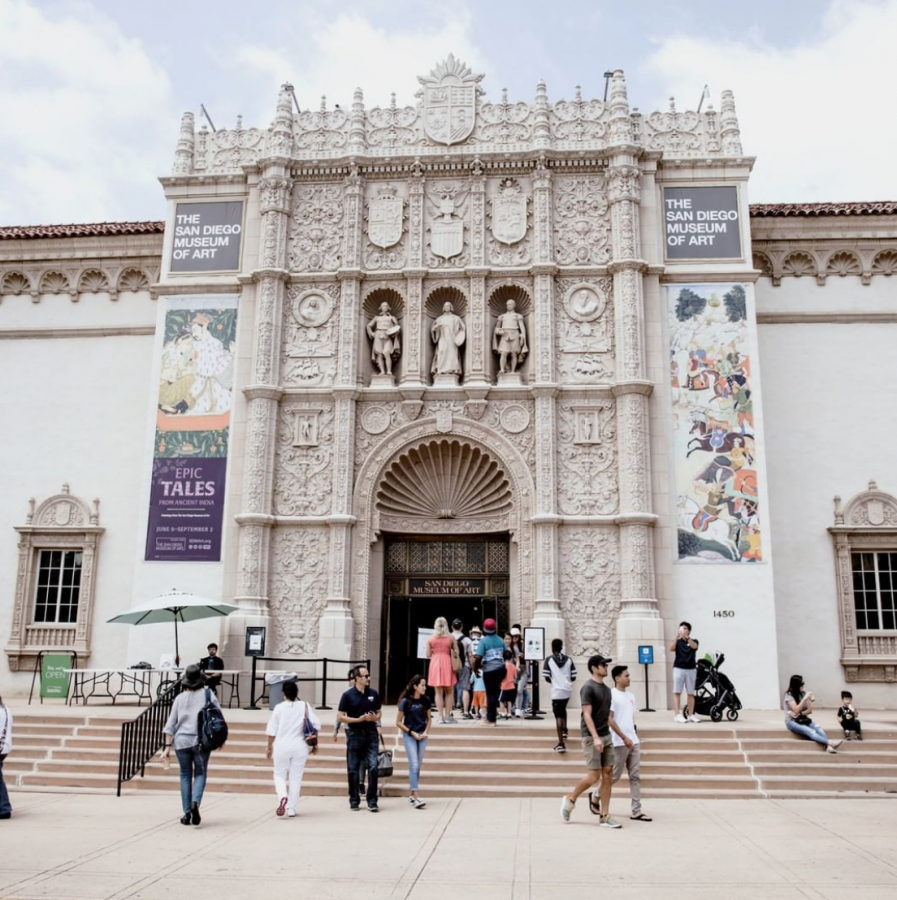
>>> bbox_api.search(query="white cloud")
[236,6,488,117]
[0,0,174,224]
[642,0,897,202]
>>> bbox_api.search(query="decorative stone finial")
[91,498,100,525]
[533,80,550,148]
[869,479,879,492]
[720,89,743,155]
[26,498,35,524]
[609,69,632,146]
[348,87,366,153]
[833,495,843,525]
[62,483,70,494]
[270,83,295,156]
[172,111,195,175]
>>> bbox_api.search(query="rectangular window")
[34,549,82,624]
[851,551,897,631]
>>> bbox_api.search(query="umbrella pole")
[174,616,180,667]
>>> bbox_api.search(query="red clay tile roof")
[749,201,897,217]
[0,221,165,240]
[1,202,895,239]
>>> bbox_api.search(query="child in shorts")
[499,649,518,719]
[472,669,486,719]
[837,691,863,741]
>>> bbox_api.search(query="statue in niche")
[492,299,528,374]
[431,301,466,377]
[366,301,401,378]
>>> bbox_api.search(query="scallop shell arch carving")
[376,439,512,520]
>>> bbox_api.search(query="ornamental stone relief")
[354,401,401,478]
[485,400,536,468]
[363,183,407,270]
[558,527,621,657]
[553,175,611,266]
[273,402,335,516]
[281,283,340,387]
[487,177,531,266]
[557,401,619,516]
[425,181,470,267]
[269,527,329,655]
[288,184,344,271]
[554,277,615,383]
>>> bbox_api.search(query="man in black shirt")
[337,666,382,812]
[199,643,224,693]
[559,654,622,828]
[668,621,700,723]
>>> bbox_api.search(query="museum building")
[2,59,897,707]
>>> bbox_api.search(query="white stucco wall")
[0,291,156,696]
[758,273,897,708]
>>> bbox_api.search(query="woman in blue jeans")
[783,674,842,753]
[396,675,431,809]
[163,665,221,824]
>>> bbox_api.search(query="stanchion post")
[641,662,656,713]
[317,657,331,710]
[244,656,260,710]
[527,660,544,718]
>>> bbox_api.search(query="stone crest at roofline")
[168,58,745,175]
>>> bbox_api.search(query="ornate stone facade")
[162,62,750,667]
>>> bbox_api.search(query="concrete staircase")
[7,711,897,800]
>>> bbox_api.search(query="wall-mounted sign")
[245,626,267,657]
[170,201,244,272]
[663,186,741,260]
[409,578,486,596]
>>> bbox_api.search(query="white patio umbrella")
[108,589,239,666]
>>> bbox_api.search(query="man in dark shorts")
[559,654,621,828]
[669,621,700,723]
[337,666,382,812]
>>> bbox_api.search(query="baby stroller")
[694,653,742,721]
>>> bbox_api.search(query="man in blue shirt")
[337,666,382,811]
[472,618,505,725]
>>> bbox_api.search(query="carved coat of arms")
[417,55,483,146]
[491,178,527,245]
[368,187,403,249]
[430,189,466,259]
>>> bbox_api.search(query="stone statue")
[366,302,401,377]
[492,299,528,374]
[431,301,465,377]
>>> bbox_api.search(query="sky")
[1,0,895,225]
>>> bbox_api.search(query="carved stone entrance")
[380,536,510,701]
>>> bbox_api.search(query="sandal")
[587,792,601,816]
[630,813,653,821]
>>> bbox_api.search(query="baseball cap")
[510,627,521,636]
[588,653,613,667]
[451,618,463,629]
[482,618,497,634]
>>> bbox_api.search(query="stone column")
[401,166,426,393]
[529,159,564,643]
[606,70,666,694]
[234,169,291,617]
[318,168,364,659]
[465,166,489,388]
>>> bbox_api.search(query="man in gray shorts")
[559,654,622,828]
[669,621,700,723]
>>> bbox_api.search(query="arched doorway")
[351,419,535,698]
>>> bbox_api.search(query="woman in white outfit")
[266,680,321,817]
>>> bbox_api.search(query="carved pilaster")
[532,274,556,384]
[532,388,562,626]
[469,171,486,267]
[408,169,425,268]
[402,274,425,387]
[336,276,361,386]
[532,162,553,266]
[342,168,364,270]
[466,272,487,384]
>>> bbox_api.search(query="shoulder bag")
[794,713,813,727]
[377,732,393,779]
[302,702,318,753]
[450,639,462,675]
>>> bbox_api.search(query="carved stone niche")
[424,284,468,386]
[362,285,405,387]
[488,283,532,385]
[829,480,897,682]
[5,485,104,672]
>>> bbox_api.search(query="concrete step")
[759,775,897,793]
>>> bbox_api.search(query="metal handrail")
[244,656,371,710]
[116,679,181,796]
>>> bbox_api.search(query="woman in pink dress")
[426,617,458,724]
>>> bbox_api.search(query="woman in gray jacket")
[162,665,221,825]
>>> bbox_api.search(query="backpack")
[197,688,228,752]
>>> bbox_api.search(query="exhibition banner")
[170,201,244,272]
[663,186,741,260]
[145,296,238,561]
[668,283,763,563]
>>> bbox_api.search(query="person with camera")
[337,666,382,811]
[266,680,321,818]
[669,621,700,723]
[783,674,842,753]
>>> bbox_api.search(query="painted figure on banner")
[491,179,527,245]
[158,309,236,417]
[492,299,528,374]
[366,302,402,377]
[668,284,762,563]
[431,302,466,377]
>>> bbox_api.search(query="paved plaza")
[2,792,896,900]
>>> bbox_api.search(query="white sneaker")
[830,739,843,750]
[287,808,297,818]
[560,795,575,822]
[412,797,426,809]
[688,714,701,723]
[599,815,623,829]
[826,745,838,754]
[674,714,687,723]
